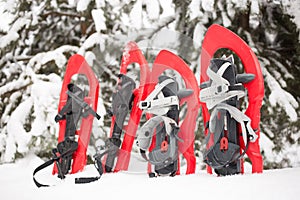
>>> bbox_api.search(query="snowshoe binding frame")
[33,54,100,187]
[53,54,100,175]
[103,73,136,172]
[200,24,264,175]
[146,50,200,176]
[99,42,151,173]
[137,75,183,177]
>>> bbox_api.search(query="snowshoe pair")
[33,43,199,186]
[101,42,200,177]
[33,24,264,187]
[107,24,264,177]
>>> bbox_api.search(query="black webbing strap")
[228,84,245,92]
[33,146,106,187]
[33,159,57,187]
[75,177,100,184]
[74,149,108,184]
[66,90,101,120]
[33,144,78,188]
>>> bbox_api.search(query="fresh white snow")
[193,22,206,48]
[188,0,202,20]
[0,0,15,32]
[158,0,175,19]
[1,154,300,200]
[129,0,143,29]
[202,0,215,12]
[76,0,92,12]
[144,0,160,20]
[92,9,107,32]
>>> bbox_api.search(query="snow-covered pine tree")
[0,0,102,162]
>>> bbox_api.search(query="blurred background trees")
[0,0,299,169]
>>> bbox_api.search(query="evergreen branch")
[0,79,32,100]
[148,16,176,39]
[41,11,81,19]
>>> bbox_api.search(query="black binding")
[104,74,136,172]
[33,83,101,187]
[202,58,254,176]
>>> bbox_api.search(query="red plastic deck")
[53,54,99,174]
[200,24,264,174]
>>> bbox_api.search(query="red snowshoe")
[145,50,200,176]
[101,43,199,176]
[101,41,151,173]
[33,54,100,187]
[199,24,264,175]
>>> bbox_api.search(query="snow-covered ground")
[1,154,300,200]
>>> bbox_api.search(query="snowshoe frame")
[200,24,264,174]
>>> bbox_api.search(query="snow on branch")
[28,45,79,72]
[0,32,19,49]
[129,0,143,29]
[260,59,299,122]
[3,98,33,162]
[92,8,107,32]
[41,11,81,19]
[188,0,202,20]
[145,0,160,20]
[1,73,62,163]
[0,17,30,49]
[77,0,92,12]
[0,76,32,99]
[141,16,176,40]
[78,32,106,55]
